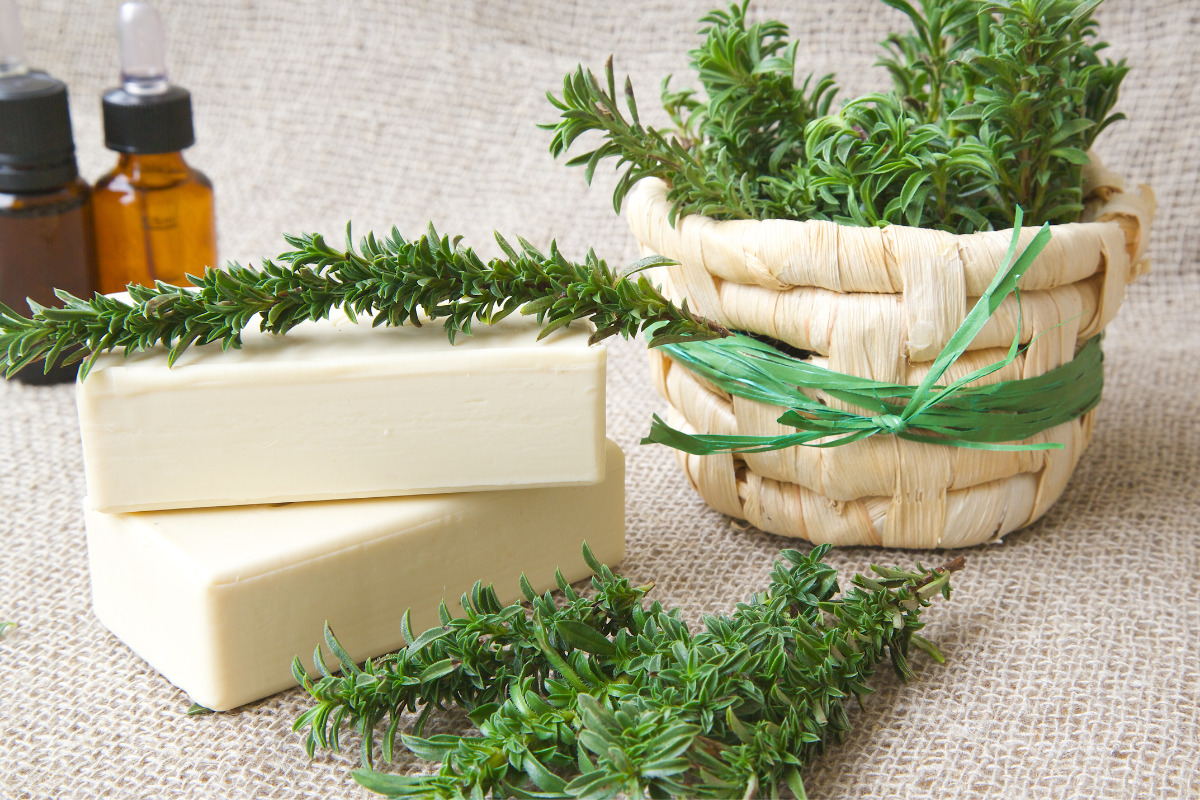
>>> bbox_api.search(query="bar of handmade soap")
[85,440,625,712]
[76,310,606,512]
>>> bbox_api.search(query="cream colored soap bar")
[77,309,605,512]
[86,440,625,712]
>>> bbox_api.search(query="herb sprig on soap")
[0,225,727,380]
[294,544,963,799]
[545,0,1127,232]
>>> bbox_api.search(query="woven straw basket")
[627,159,1154,549]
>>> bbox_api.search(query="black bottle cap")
[0,70,80,193]
[102,84,194,154]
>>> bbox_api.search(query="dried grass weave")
[625,160,1154,548]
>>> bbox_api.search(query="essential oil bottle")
[93,2,216,294]
[0,0,99,385]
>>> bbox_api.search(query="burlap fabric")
[1,1,1196,797]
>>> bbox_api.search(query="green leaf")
[1070,0,1106,22]
[519,573,538,602]
[324,623,362,675]
[352,768,431,796]
[522,752,568,793]
[725,706,753,743]
[555,619,618,657]
[899,170,929,211]
[400,609,415,646]
[1048,118,1096,146]
[408,623,453,652]
[910,633,946,664]
[580,541,603,574]
[417,659,458,683]
[786,766,809,800]
[947,104,983,121]
[1048,146,1091,166]
[564,770,622,800]
[400,733,459,761]
[466,702,501,726]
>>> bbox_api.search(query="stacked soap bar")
[79,310,625,711]
[87,442,625,712]
[78,312,608,511]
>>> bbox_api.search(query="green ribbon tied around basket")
[643,208,1105,455]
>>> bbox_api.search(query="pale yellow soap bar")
[86,440,625,712]
[76,309,605,512]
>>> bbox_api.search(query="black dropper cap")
[0,73,80,193]
[102,85,194,154]
[101,2,195,155]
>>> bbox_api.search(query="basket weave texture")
[627,160,1155,548]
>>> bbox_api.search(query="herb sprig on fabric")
[293,544,963,799]
[545,0,1127,232]
[0,225,727,380]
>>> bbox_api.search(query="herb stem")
[0,224,729,380]
[294,544,959,798]
[547,0,1127,233]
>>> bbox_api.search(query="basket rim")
[624,158,1154,297]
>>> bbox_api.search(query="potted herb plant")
[546,0,1154,548]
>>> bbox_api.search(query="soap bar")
[76,310,606,512]
[86,440,625,711]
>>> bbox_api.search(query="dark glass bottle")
[94,151,215,293]
[0,5,99,385]
[94,2,216,293]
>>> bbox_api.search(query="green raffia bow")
[643,210,1104,454]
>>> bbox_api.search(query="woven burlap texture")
[1,1,1197,798]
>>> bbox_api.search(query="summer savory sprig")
[0,225,727,380]
[545,0,1127,232]
[294,544,963,799]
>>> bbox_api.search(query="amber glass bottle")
[93,151,215,292]
[94,2,216,293]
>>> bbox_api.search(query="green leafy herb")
[544,0,1127,232]
[0,225,727,380]
[0,621,16,639]
[186,702,214,716]
[293,544,963,798]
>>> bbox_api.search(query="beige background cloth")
[2,1,1197,797]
